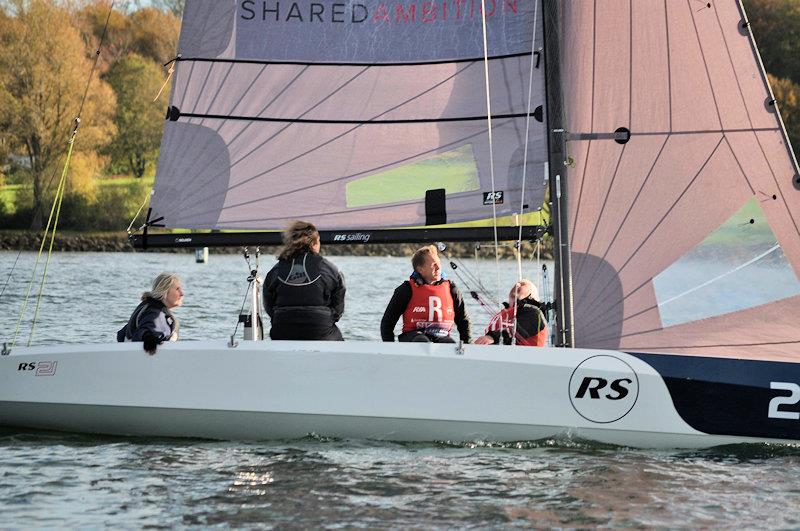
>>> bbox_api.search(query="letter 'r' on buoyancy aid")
[401,277,455,337]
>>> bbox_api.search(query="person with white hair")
[473,279,547,347]
[117,272,184,354]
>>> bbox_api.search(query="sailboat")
[1,0,799,449]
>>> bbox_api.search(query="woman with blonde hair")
[117,272,184,354]
[263,220,346,340]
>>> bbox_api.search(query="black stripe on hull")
[629,352,800,441]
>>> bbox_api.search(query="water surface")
[1,251,799,528]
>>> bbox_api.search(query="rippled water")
[2,251,800,527]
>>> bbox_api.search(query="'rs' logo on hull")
[568,355,639,423]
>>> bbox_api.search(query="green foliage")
[745,0,800,86]
[0,176,149,230]
[769,74,800,155]
[104,53,166,178]
[127,8,180,63]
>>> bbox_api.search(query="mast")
[541,0,574,347]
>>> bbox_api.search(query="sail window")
[652,198,800,328]
[345,145,479,208]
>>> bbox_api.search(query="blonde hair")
[278,220,320,260]
[141,272,180,302]
[411,245,438,270]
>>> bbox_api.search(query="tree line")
[0,0,798,233]
[0,0,179,230]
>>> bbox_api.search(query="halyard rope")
[478,0,501,305]
[511,1,539,344]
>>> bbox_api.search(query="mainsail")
[149,0,548,231]
[560,0,800,358]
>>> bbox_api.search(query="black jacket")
[263,251,346,339]
[380,279,471,342]
[485,299,547,345]
[117,297,178,342]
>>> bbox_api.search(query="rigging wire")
[10,1,116,348]
[230,276,253,341]
[437,246,501,320]
[478,0,501,304]
[517,0,540,250]
[510,2,540,345]
[0,250,23,301]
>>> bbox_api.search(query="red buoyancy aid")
[402,278,455,337]
[486,307,547,346]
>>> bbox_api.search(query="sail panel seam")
[172,65,368,207]
[575,137,670,318]
[572,144,628,301]
[686,0,724,130]
[174,62,476,208]
[172,128,496,224]
[579,136,724,320]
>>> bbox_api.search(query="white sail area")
[561,0,800,359]
[149,0,548,230]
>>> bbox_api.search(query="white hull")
[0,341,791,448]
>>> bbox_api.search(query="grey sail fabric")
[561,0,800,359]
[150,0,548,230]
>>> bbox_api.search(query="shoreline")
[0,230,553,259]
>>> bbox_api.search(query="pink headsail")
[561,0,800,359]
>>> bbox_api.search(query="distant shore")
[0,230,553,259]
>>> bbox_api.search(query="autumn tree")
[745,0,800,86]
[128,7,180,63]
[138,0,184,17]
[769,74,800,156]
[0,0,115,229]
[76,3,179,67]
[105,53,166,178]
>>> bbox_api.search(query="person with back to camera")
[473,279,548,347]
[263,220,346,341]
[380,245,471,343]
[117,272,184,355]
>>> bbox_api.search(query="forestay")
[561,0,800,359]
[149,0,548,230]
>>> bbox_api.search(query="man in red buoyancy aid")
[380,245,471,343]
[474,279,548,347]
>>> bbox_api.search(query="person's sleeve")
[330,269,346,322]
[380,283,411,342]
[536,309,547,333]
[450,282,471,343]
[486,330,502,344]
[263,266,277,319]
[129,307,166,342]
[482,311,500,344]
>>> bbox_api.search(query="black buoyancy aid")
[273,252,329,309]
[402,278,455,337]
[117,298,177,342]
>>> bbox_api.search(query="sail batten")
[174,51,537,67]
[174,111,542,124]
